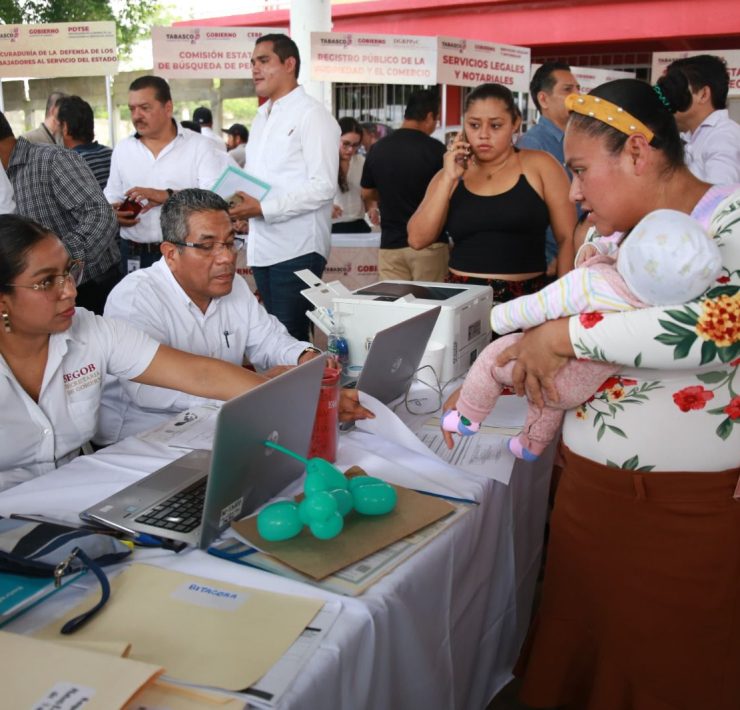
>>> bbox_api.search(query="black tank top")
[445,174,549,274]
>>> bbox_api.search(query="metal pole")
[105,75,115,147]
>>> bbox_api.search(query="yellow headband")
[565,93,654,143]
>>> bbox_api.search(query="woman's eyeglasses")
[341,140,361,150]
[4,260,84,299]
[169,238,245,255]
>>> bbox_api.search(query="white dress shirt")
[683,109,740,185]
[104,122,230,243]
[0,162,15,214]
[333,154,366,224]
[0,308,159,490]
[97,258,311,443]
[200,126,227,152]
[245,85,340,266]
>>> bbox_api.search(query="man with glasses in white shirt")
[97,189,330,443]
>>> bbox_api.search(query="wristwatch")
[299,346,322,361]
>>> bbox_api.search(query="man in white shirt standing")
[193,106,227,152]
[229,33,339,341]
[98,188,324,443]
[105,76,229,274]
[658,54,740,185]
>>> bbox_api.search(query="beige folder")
[0,630,162,709]
[35,563,324,691]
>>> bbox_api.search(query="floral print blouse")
[563,186,739,472]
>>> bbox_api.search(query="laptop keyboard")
[134,479,206,533]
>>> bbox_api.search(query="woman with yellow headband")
[492,79,739,709]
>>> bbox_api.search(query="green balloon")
[352,483,397,516]
[306,458,349,490]
[348,475,386,492]
[309,511,344,539]
[298,491,338,525]
[304,469,330,496]
[257,501,303,541]
[329,488,354,516]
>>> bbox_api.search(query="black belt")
[124,239,162,254]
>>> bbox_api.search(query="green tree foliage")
[0,0,160,58]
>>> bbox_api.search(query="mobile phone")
[118,197,142,217]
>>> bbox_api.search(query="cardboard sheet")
[0,630,161,709]
[232,466,455,580]
[34,564,323,691]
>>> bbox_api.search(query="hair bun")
[652,84,674,113]
[655,70,692,113]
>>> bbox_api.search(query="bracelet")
[299,346,322,361]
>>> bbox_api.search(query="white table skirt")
[0,414,552,710]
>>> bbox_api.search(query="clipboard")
[211,165,271,202]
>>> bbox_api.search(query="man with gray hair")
[22,91,66,145]
[96,188,325,443]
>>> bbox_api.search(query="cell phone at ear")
[118,197,142,216]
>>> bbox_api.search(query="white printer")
[299,273,492,382]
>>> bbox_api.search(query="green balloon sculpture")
[256,441,396,542]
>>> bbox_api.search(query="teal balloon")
[303,469,330,496]
[306,458,349,490]
[352,483,397,516]
[257,501,303,541]
[309,511,344,539]
[348,475,386,492]
[298,491,338,525]
[328,488,354,516]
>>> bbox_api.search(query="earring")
[2,310,10,333]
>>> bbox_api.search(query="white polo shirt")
[683,109,740,185]
[200,126,227,152]
[104,122,230,243]
[245,85,340,266]
[0,308,159,490]
[97,258,310,443]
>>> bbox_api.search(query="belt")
[124,239,162,254]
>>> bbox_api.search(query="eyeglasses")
[4,260,84,299]
[170,238,245,255]
[341,140,361,150]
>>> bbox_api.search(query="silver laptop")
[352,306,441,404]
[81,356,326,549]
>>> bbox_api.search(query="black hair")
[0,110,15,141]
[404,88,440,122]
[128,75,172,105]
[339,116,362,137]
[658,54,730,111]
[0,215,55,294]
[160,188,230,246]
[568,79,684,171]
[56,95,95,144]
[529,61,572,113]
[255,33,301,79]
[464,83,520,123]
[180,120,201,133]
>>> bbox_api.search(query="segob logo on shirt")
[63,362,102,394]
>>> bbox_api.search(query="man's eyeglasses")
[341,140,361,150]
[170,238,245,255]
[4,260,84,299]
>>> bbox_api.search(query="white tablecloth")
[0,402,553,710]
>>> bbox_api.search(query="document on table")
[34,563,324,692]
[355,392,523,485]
[138,405,220,450]
[212,164,271,201]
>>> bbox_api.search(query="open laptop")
[81,356,326,549]
[350,306,441,404]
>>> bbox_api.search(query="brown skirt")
[516,446,740,710]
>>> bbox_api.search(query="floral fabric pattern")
[565,187,740,471]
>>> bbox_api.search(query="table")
[0,397,552,710]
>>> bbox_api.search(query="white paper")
[212,165,271,202]
[138,405,220,450]
[33,682,96,710]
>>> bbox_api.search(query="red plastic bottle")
[308,367,341,462]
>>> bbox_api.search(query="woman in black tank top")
[408,83,576,304]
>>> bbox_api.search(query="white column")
[290,0,332,111]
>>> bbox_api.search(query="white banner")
[436,37,530,93]
[152,26,283,79]
[0,21,117,78]
[310,32,437,85]
[651,50,740,97]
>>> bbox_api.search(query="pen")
[412,489,479,505]
[224,329,231,348]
